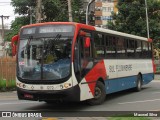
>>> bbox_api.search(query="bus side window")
[116,37,126,58]
[106,36,116,59]
[94,33,105,58]
[148,43,152,58]
[142,41,149,58]
[135,40,142,58]
[126,39,135,58]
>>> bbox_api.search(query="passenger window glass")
[135,41,142,58]
[94,33,105,58]
[106,36,116,58]
[126,39,135,58]
[116,38,126,58]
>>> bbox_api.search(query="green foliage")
[108,0,160,45]
[5,16,31,42]
[0,79,16,91]
[11,0,36,15]
[72,0,86,23]
[5,0,84,42]
[42,0,68,22]
[108,117,151,120]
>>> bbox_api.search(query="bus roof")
[95,27,148,41]
[21,22,149,42]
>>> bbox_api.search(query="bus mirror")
[148,38,152,43]
[84,37,91,48]
[79,31,86,36]
[11,35,19,56]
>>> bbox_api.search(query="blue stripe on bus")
[105,73,154,94]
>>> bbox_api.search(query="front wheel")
[87,81,106,105]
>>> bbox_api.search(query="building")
[0,25,11,57]
[95,0,118,28]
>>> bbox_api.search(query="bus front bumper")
[16,85,80,102]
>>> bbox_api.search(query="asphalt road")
[0,79,160,118]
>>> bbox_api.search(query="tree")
[107,0,160,44]
[5,0,84,41]
[5,16,31,42]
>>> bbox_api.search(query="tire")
[87,81,106,105]
[135,74,142,92]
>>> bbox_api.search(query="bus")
[11,22,155,105]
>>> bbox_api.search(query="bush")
[0,78,16,91]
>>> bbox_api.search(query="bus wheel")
[135,74,142,92]
[87,81,106,105]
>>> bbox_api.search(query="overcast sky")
[0,0,15,27]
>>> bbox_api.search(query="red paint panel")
[148,38,152,43]
[85,60,107,95]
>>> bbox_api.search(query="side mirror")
[84,37,91,48]
[11,35,19,56]
[79,31,86,36]
[148,38,152,43]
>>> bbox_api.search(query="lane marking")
[118,98,160,105]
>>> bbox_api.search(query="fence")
[0,57,16,88]
[154,59,160,73]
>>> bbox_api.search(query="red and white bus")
[11,22,155,105]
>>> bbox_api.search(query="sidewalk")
[154,74,160,80]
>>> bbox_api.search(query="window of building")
[95,16,102,20]
[95,7,102,11]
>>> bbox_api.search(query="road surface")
[0,79,160,118]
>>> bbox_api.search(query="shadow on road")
[24,87,148,112]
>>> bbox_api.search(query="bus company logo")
[2,112,11,117]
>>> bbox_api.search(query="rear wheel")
[135,74,142,92]
[87,81,106,105]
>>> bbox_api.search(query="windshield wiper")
[47,34,62,50]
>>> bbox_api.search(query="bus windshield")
[18,35,72,81]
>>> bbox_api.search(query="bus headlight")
[64,83,71,89]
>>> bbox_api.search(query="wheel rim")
[137,75,142,90]
[94,87,102,99]
[138,79,141,89]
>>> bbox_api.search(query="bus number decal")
[47,86,54,90]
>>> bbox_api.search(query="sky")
[0,0,16,27]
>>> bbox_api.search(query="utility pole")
[0,15,9,43]
[145,0,150,39]
[0,15,9,57]
[68,0,73,22]
[36,0,42,23]
[86,0,95,25]
[29,7,33,24]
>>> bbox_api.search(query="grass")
[108,117,151,120]
[0,78,16,91]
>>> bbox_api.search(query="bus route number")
[47,86,54,90]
